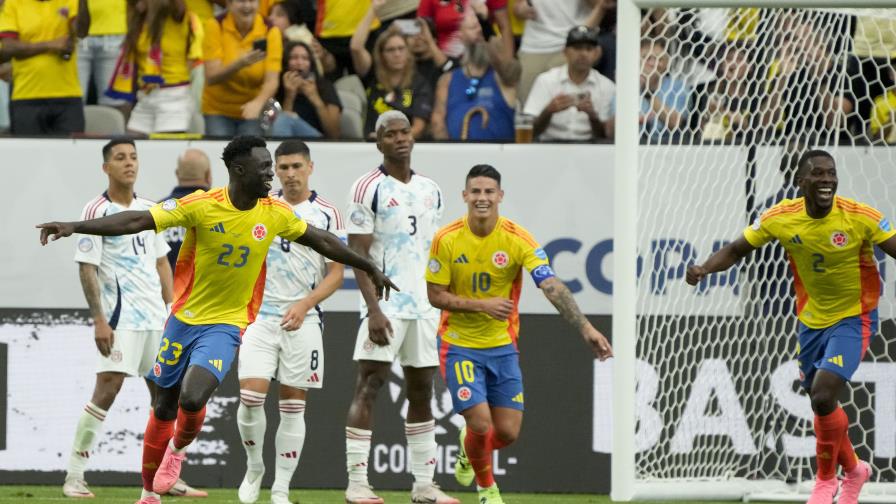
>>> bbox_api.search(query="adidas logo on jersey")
[511,392,524,404]
[208,359,223,371]
[387,197,400,207]
[790,235,803,244]
[308,372,320,383]
[455,254,470,264]
[280,450,298,459]
[210,222,226,234]
[827,355,844,367]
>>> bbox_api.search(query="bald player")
[161,149,212,270]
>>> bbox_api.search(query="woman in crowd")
[417,0,514,60]
[107,0,203,135]
[351,2,433,139]
[201,0,282,137]
[271,40,341,139]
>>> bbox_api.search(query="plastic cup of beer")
[515,114,534,143]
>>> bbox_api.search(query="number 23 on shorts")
[454,360,475,384]
[157,337,183,365]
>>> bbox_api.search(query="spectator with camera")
[430,4,519,141]
[270,40,341,139]
[351,0,433,139]
[106,0,203,135]
[523,25,614,142]
[0,0,90,135]
[201,0,282,137]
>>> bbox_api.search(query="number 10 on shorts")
[454,360,475,384]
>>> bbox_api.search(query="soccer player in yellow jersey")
[687,150,896,504]
[38,136,397,504]
[426,164,612,504]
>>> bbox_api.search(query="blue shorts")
[147,316,241,389]
[441,342,524,414]
[797,310,876,391]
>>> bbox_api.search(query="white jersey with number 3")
[73,193,170,330]
[257,190,345,323]
[346,166,443,319]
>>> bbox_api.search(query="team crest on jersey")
[428,258,441,273]
[110,350,122,363]
[253,223,267,241]
[423,195,435,209]
[830,231,848,248]
[152,363,162,377]
[363,339,375,352]
[350,210,366,226]
[78,237,93,252]
[161,199,177,211]
[492,251,509,268]
[457,386,472,401]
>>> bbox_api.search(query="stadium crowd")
[2,3,896,144]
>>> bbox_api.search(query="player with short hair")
[426,164,613,504]
[686,149,896,504]
[160,148,212,271]
[343,110,459,504]
[236,140,345,504]
[38,135,396,504]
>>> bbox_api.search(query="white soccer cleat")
[238,469,265,504]
[411,482,460,503]
[270,491,291,504]
[62,478,95,498]
[344,481,385,504]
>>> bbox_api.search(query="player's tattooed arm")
[78,263,114,357]
[540,276,613,360]
[38,211,156,243]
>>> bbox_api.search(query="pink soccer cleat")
[839,461,872,504]
[167,478,208,497]
[134,495,161,504]
[152,444,186,495]
[805,476,839,504]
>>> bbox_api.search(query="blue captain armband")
[531,264,556,286]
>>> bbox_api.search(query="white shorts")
[96,329,162,377]
[352,317,439,368]
[239,318,324,389]
[127,84,193,134]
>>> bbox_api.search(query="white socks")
[272,399,306,495]
[237,389,267,475]
[345,426,373,484]
[406,420,437,485]
[66,402,107,480]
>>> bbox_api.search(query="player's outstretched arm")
[877,235,896,261]
[685,236,756,286]
[295,224,398,300]
[37,211,156,245]
[427,282,514,321]
[540,277,612,360]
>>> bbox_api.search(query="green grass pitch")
[0,486,778,503]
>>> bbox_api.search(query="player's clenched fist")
[686,264,707,286]
[37,221,75,245]
[481,297,514,321]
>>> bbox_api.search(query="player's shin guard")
[406,420,437,485]
[142,412,175,492]
[835,407,858,473]
[238,390,268,471]
[272,400,306,495]
[814,408,848,480]
[464,427,495,488]
[173,406,206,451]
[66,402,107,480]
[346,427,373,485]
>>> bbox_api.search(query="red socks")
[141,412,175,491]
[465,428,495,488]
[814,407,849,480]
[173,406,206,450]
[834,408,858,473]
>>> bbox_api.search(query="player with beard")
[38,136,397,504]
[687,150,896,504]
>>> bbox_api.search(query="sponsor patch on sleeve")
[350,210,366,226]
[161,199,177,211]
[534,247,548,260]
[880,217,892,232]
[77,237,93,252]
[428,258,441,273]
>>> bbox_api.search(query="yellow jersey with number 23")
[149,187,308,329]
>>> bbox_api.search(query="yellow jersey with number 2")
[426,216,555,349]
[149,187,308,328]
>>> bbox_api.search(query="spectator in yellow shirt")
[0,0,90,135]
[78,0,126,107]
[202,0,282,137]
[869,68,896,144]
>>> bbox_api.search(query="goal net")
[617,4,896,502]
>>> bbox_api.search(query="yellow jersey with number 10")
[426,216,555,349]
[743,195,895,329]
[149,187,308,328]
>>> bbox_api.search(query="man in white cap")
[342,111,458,504]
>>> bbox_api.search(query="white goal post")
[613,1,896,502]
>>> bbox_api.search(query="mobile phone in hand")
[252,39,267,52]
